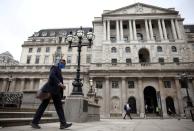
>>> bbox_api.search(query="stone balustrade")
[89,62,194,71]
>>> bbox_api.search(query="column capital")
[121,77,126,80]
[105,76,109,80]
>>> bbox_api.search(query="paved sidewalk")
[1,119,194,131]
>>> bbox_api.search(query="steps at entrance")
[0,117,58,127]
[0,108,58,127]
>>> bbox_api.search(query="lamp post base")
[71,92,84,96]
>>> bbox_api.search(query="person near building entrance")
[31,59,72,129]
[156,106,161,116]
[123,103,132,119]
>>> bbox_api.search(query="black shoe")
[31,123,41,129]
[60,123,72,129]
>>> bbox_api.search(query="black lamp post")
[178,72,194,121]
[66,27,95,95]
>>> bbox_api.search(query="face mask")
[59,63,65,69]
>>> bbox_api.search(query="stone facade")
[0,3,194,118]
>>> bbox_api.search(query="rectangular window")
[158,58,164,63]
[35,55,40,64]
[86,55,91,64]
[46,47,50,53]
[57,46,61,52]
[112,81,119,88]
[37,47,41,53]
[123,24,128,29]
[111,59,117,65]
[164,81,171,88]
[180,80,187,88]
[124,36,128,42]
[44,56,49,64]
[96,81,103,89]
[128,81,135,88]
[26,56,31,64]
[136,24,141,29]
[67,55,72,64]
[110,24,116,29]
[29,48,33,53]
[173,57,179,63]
[126,58,132,64]
[110,37,116,43]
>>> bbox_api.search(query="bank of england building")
[0,3,194,118]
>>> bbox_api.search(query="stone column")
[121,77,127,114]
[9,78,16,92]
[129,20,133,41]
[107,20,110,41]
[20,78,25,91]
[158,19,164,41]
[171,19,177,40]
[175,78,184,116]
[148,19,154,40]
[29,79,34,90]
[103,20,107,41]
[145,19,150,41]
[133,20,137,41]
[116,20,120,41]
[158,77,168,117]
[138,77,144,118]
[120,20,124,41]
[1,79,7,92]
[162,19,168,40]
[188,80,194,102]
[175,19,182,39]
[105,77,110,118]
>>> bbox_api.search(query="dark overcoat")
[41,66,63,96]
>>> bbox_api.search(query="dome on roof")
[0,51,13,58]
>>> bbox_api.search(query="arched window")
[171,46,177,52]
[125,47,131,53]
[157,46,162,52]
[111,47,117,53]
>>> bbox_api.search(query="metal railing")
[0,92,23,108]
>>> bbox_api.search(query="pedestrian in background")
[123,103,132,119]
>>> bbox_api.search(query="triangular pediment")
[103,3,178,15]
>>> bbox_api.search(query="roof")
[31,27,93,37]
[102,2,178,16]
[0,51,13,58]
[184,25,194,33]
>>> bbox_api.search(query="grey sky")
[0,0,193,61]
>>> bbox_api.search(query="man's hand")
[58,83,66,89]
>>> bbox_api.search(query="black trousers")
[123,111,132,119]
[32,93,66,124]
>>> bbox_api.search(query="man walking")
[123,103,132,119]
[31,59,72,129]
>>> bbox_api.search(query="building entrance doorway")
[166,97,176,115]
[144,86,158,114]
[128,97,137,113]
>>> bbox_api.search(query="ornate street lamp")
[66,27,95,95]
[178,72,194,121]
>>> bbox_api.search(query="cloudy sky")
[0,0,193,61]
